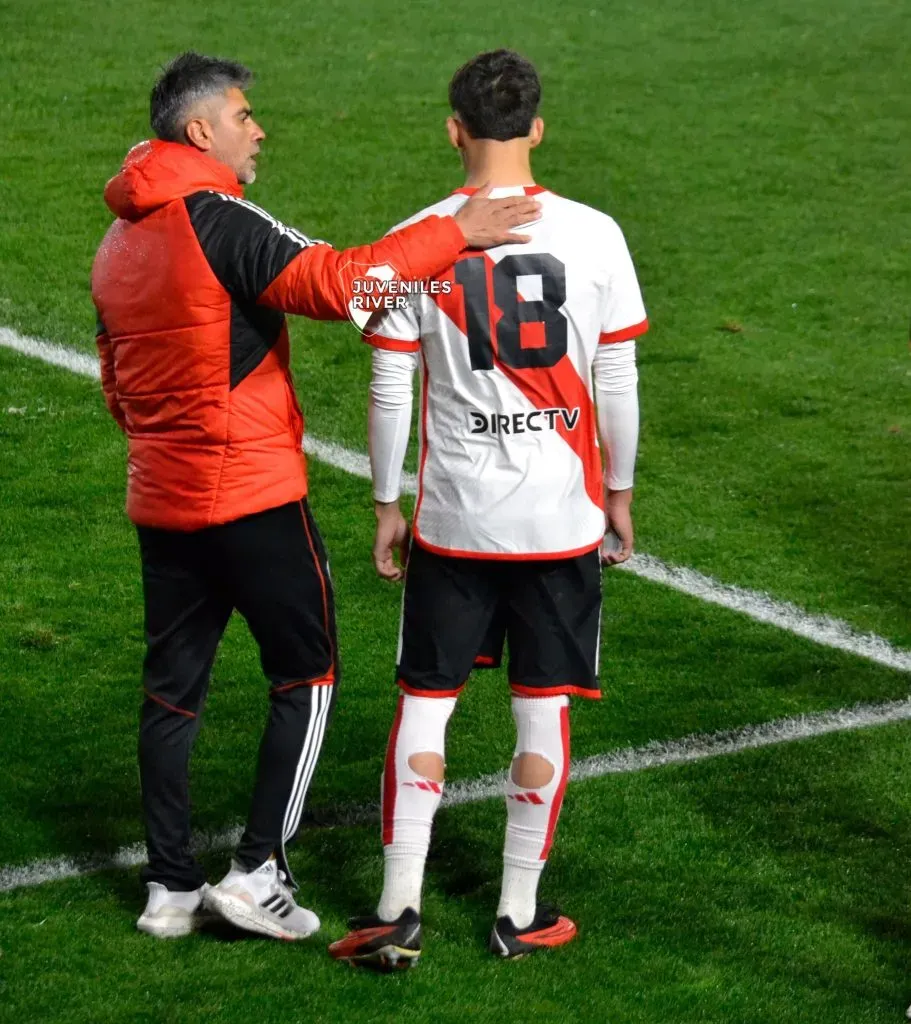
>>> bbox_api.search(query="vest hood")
[103,139,243,221]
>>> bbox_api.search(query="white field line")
[1,327,101,379]
[304,435,418,495]
[4,696,911,893]
[618,556,911,674]
[3,327,909,674]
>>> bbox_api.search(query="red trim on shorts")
[272,671,336,694]
[599,319,649,344]
[144,691,196,719]
[382,695,405,845]
[509,683,601,700]
[474,655,497,666]
[363,333,421,353]
[541,703,571,859]
[411,530,602,562]
[397,679,465,699]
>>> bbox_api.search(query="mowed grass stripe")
[618,556,911,674]
[4,694,911,893]
[3,325,909,674]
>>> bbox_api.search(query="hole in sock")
[407,751,445,782]
[510,752,554,789]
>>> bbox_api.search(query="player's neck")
[463,166,536,189]
[462,147,535,188]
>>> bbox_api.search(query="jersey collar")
[451,184,547,197]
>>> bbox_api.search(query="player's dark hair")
[448,49,540,142]
[150,51,252,142]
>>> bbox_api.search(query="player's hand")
[373,500,410,581]
[602,488,634,565]
[453,181,541,249]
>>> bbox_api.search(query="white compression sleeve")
[378,693,457,919]
[498,695,571,929]
[369,348,419,503]
[593,340,639,491]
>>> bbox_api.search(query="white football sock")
[377,693,456,921]
[497,695,570,929]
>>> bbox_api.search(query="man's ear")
[446,115,464,150]
[529,117,545,149]
[184,117,213,151]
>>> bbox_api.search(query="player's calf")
[377,694,455,922]
[330,693,454,969]
[497,695,571,938]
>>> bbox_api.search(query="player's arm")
[95,311,125,432]
[594,340,639,564]
[369,344,418,581]
[263,185,540,318]
[597,221,648,565]
[185,186,540,321]
[365,294,421,581]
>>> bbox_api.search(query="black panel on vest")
[229,299,285,390]
[184,191,318,304]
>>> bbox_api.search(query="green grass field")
[0,0,909,1020]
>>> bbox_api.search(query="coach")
[91,51,539,941]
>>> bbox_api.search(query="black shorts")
[396,541,602,700]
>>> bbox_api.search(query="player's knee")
[408,751,445,783]
[510,752,554,789]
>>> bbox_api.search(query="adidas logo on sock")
[403,781,442,794]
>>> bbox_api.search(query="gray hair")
[150,51,252,142]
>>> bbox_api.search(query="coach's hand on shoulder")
[453,181,541,249]
[603,488,634,566]
[374,500,410,582]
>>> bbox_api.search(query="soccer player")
[91,51,540,941]
[328,50,647,968]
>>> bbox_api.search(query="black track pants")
[136,499,338,891]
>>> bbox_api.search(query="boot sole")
[336,944,421,971]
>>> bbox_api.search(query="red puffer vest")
[91,141,465,530]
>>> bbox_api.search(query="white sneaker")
[136,882,212,938]
[204,858,320,941]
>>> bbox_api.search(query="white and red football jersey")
[366,185,648,559]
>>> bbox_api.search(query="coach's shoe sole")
[136,909,204,939]
[203,886,319,941]
[137,882,213,938]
